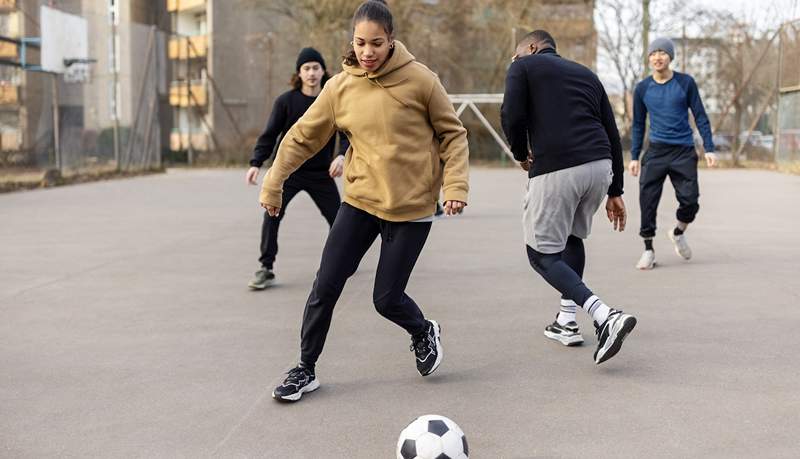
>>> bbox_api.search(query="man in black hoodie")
[245,48,349,289]
[501,30,636,364]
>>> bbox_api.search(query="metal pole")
[774,24,785,161]
[682,25,687,72]
[52,74,61,173]
[642,0,651,76]
[110,0,121,171]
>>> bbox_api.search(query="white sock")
[582,295,611,325]
[557,299,577,325]
[676,221,688,232]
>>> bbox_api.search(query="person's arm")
[251,96,288,168]
[600,87,624,197]
[501,61,531,164]
[630,82,648,161]
[260,85,337,211]
[328,131,349,178]
[427,76,469,214]
[686,76,715,154]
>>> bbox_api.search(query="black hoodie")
[250,89,349,174]
[501,48,623,196]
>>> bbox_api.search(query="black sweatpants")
[300,203,431,366]
[639,143,700,239]
[259,172,341,269]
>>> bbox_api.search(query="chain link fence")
[0,2,168,190]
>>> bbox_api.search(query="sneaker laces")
[595,310,620,336]
[410,329,432,357]
[283,366,311,385]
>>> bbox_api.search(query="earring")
[390,42,394,49]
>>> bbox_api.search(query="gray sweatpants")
[522,159,612,254]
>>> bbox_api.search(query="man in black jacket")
[245,48,349,290]
[501,30,636,364]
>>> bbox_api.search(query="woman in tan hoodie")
[262,0,469,402]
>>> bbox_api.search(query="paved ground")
[2,167,799,458]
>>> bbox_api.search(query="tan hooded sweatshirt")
[259,41,469,222]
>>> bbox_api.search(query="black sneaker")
[594,310,637,364]
[272,366,319,402]
[410,319,443,376]
[544,316,584,346]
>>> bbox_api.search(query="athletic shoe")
[636,250,656,270]
[410,319,443,376]
[667,230,692,260]
[272,366,319,402]
[593,310,637,364]
[248,267,275,290]
[544,316,584,346]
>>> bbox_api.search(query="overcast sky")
[596,0,799,92]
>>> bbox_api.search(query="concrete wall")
[208,0,302,154]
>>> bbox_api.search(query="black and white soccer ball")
[396,414,469,459]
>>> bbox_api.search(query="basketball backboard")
[40,5,89,74]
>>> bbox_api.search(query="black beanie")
[296,47,326,72]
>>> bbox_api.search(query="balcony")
[170,131,209,151]
[0,0,15,13]
[0,41,17,58]
[167,0,205,13]
[168,35,207,60]
[0,84,17,105]
[2,12,19,37]
[0,130,19,151]
[169,80,207,107]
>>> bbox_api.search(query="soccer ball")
[396,414,469,459]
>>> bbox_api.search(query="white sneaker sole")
[636,261,656,270]
[272,378,320,402]
[595,314,637,364]
[421,320,443,377]
[636,251,656,270]
[544,329,584,346]
[667,231,692,260]
[248,278,275,290]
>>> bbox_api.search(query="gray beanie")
[648,37,675,60]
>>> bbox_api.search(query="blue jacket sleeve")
[501,61,531,163]
[686,76,715,153]
[250,95,288,167]
[631,81,648,161]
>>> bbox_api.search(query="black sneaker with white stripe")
[411,319,443,376]
[544,316,585,346]
[272,366,319,402]
[594,310,637,364]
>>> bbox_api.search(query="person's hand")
[443,200,466,216]
[245,166,260,185]
[605,196,626,232]
[519,152,533,171]
[329,155,344,178]
[705,152,718,168]
[628,160,640,177]
[261,203,281,217]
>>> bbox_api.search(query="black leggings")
[526,235,593,306]
[259,173,340,269]
[300,203,431,366]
